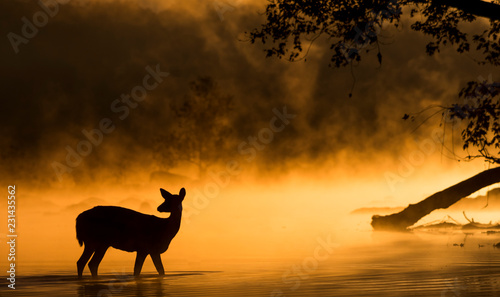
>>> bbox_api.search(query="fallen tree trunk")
[371,167,500,231]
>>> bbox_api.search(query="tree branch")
[372,167,500,230]
[432,0,500,21]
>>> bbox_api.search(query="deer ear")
[179,188,186,199]
[160,188,172,199]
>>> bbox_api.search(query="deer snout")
[157,200,171,212]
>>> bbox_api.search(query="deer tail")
[75,213,85,247]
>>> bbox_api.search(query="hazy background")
[0,0,498,274]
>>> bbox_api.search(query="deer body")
[76,188,185,278]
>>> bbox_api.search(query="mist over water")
[3,171,500,296]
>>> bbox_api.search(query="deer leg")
[134,252,147,277]
[150,253,165,276]
[88,246,109,278]
[77,245,95,278]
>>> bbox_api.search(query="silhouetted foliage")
[155,77,234,177]
[249,0,500,164]
[249,0,402,67]
[249,0,500,67]
[447,78,500,164]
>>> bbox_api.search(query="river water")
[6,229,500,296]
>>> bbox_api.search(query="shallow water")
[6,230,500,296]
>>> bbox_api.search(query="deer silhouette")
[76,188,185,278]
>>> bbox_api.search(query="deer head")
[157,188,185,212]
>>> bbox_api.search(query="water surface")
[7,230,500,296]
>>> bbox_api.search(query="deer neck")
[165,205,182,234]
